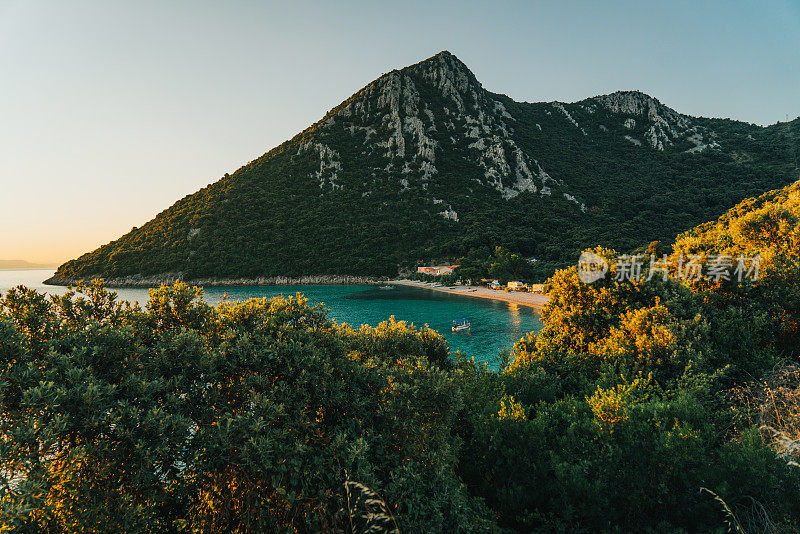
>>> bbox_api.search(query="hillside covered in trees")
[5,181,800,531]
[48,51,799,285]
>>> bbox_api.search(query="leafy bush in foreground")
[2,275,799,533]
[454,183,800,532]
[3,185,800,532]
[0,282,490,533]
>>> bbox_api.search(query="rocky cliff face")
[587,91,719,151]
[300,51,570,213]
[48,51,799,285]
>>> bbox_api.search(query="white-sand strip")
[390,280,549,310]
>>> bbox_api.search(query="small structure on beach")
[417,264,459,276]
[507,281,525,291]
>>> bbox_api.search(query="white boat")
[452,319,471,332]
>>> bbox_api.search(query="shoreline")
[42,273,550,310]
[391,280,549,310]
[43,273,391,288]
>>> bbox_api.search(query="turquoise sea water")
[0,270,542,367]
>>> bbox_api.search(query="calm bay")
[0,269,542,367]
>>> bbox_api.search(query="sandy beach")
[391,280,550,310]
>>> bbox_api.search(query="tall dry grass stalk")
[722,361,800,533]
[701,488,794,534]
[343,475,399,534]
[732,361,800,466]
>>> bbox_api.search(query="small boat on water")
[452,319,471,332]
[378,285,395,290]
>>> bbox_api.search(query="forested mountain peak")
[47,52,799,285]
[301,50,558,203]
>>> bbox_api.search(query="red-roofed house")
[417,265,459,276]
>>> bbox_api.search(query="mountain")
[0,260,55,269]
[47,51,800,286]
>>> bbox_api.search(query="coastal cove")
[2,269,543,368]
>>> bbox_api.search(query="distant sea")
[0,269,542,368]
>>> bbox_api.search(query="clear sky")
[2,0,799,264]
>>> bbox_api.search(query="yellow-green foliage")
[507,247,705,378]
[591,302,708,373]
[673,181,800,274]
[586,375,650,433]
[464,182,800,532]
[496,395,526,422]
[338,315,450,367]
[672,181,800,352]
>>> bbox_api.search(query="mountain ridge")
[0,260,56,270]
[47,51,799,286]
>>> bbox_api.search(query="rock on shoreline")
[43,272,390,288]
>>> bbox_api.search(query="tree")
[487,247,532,284]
